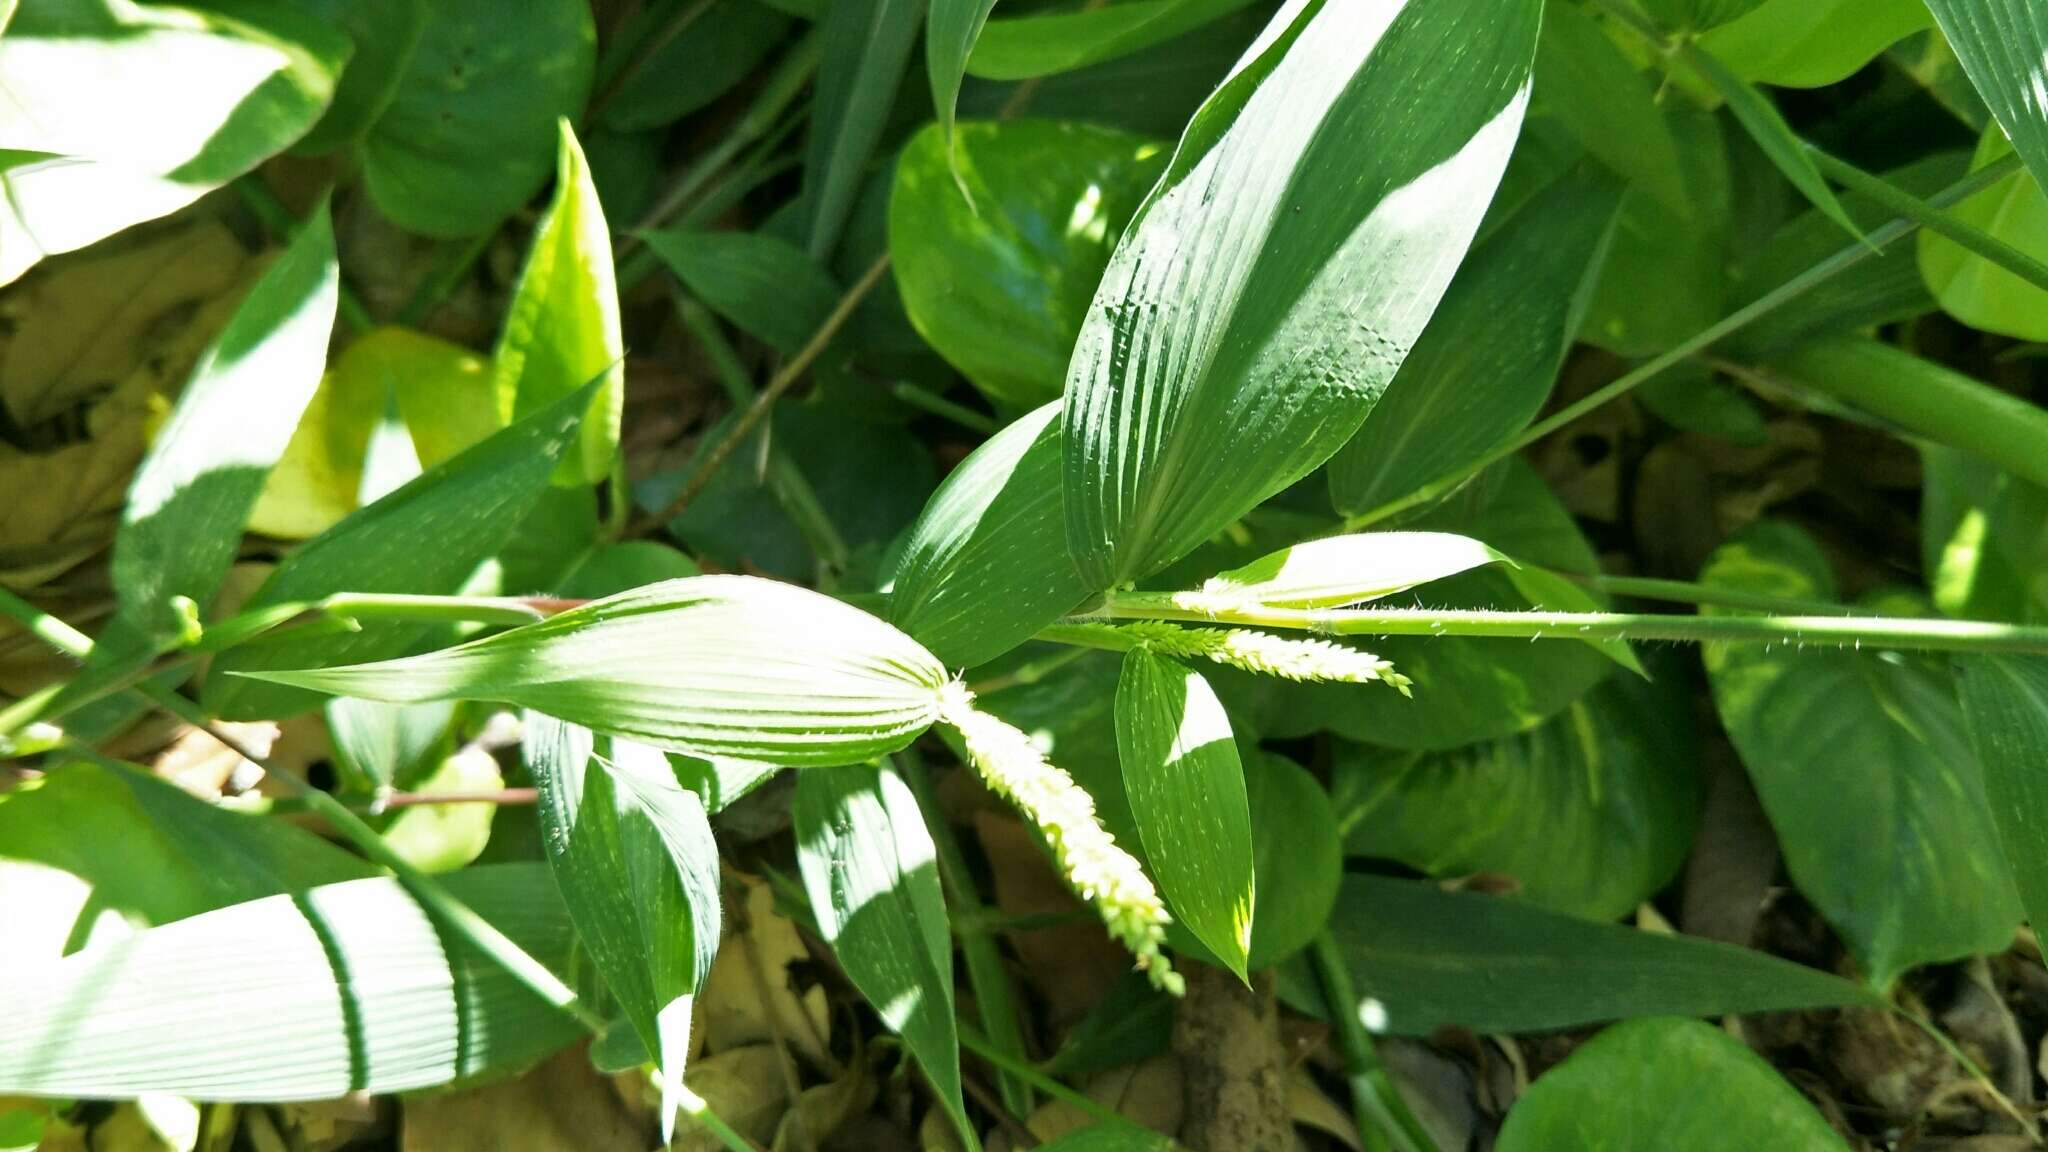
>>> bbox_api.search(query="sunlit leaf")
[526,714,720,1143]
[1062,0,1539,586]
[244,575,950,768]
[1188,532,1510,613]
[1919,124,2048,341]
[794,762,969,1145]
[206,381,600,720]
[1696,0,1930,88]
[889,403,1093,668]
[1115,647,1253,978]
[0,0,347,282]
[1924,0,2048,193]
[1496,1018,1852,1151]
[1700,520,2019,987]
[325,697,457,793]
[493,122,622,486]
[1329,164,1623,516]
[0,866,584,1099]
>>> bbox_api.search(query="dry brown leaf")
[1286,1068,1359,1152]
[0,222,254,590]
[701,875,833,1068]
[273,1096,383,1152]
[1680,741,1779,948]
[972,811,1126,1029]
[772,1053,877,1152]
[998,1054,1183,1150]
[674,1045,789,1152]
[400,1044,649,1152]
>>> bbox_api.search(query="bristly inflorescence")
[1078,620,1412,693]
[936,681,1183,995]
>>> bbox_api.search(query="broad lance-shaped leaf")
[206,380,602,720]
[927,0,998,172]
[1115,647,1253,978]
[107,202,338,650]
[965,0,1261,81]
[1682,44,1860,241]
[889,402,1094,668]
[1956,655,2048,941]
[1328,163,1626,516]
[1282,875,1881,1037]
[1176,531,1509,612]
[1061,0,1539,587]
[1701,521,2020,987]
[1496,1019,1852,1152]
[0,0,348,283]
[794,763,972,1147]
[493,120,622,486]
[0,865,584,1099]
[1924,0,2048,195]
[525,715,719,1143]
[245,575,950,768]
[643,227,840,356]
[804,0,922,259]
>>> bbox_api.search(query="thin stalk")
[1573,573,1849,616]
[631,253,892,535]
[1808,148,2048,296]
[231,179,376,334]
[617,31,821,287]
[670,292,851,570]
[891,382,1001,435]
[1093,594,2048,655]
[1336,152,2026,531]
[901,749,1036,1118]
[1310,932,1437,1152]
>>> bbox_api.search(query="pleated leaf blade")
[1061,0,1540,586]
[242,575,950,767]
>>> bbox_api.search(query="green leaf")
[1267,461,1614,750]
[1696,0,1930,88]
[1062,0,1540,587]
[98,203,336,652]
[204,380,600,720]
[1328,165,1623,517]
[1924,0,2048,194]
[1922,447,2048,624]
[1683,45,1860,241]
[889,120,1167,409]
[525,714,720,1143]
[927,0,997,159]
[1031,1125,1173,1152]
[361,0,595,237]
[889,403,1093,668]
[492,122,623,487]
[1532,1,1687,212]
[1115,647,1253,978]
[243,575,950,767]
[377,745,502,873]
[1957,656,2048,949]
[1637,0,1767,32]
[1241,751,1339,969]
[1581,103,1729,356]
[965,0,1259,81]
[1496,1018,1852,1151]
[1187,532,1511,611]
[1333,663,1698,922]
[0,761,373,929]
[1700,520,2020,987]
[644,228,841,355]
[0,864,585,1099]
[0,0,348,283]
[803,0,923,260]
[325,697,457,792]
[1287,875,1881,1037]
[291,0,427,153]
[598,0,792,132]
[793,762,970,1146]
[1919,124,2048,341]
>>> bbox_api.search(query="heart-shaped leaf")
[1061,0,1540,587]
